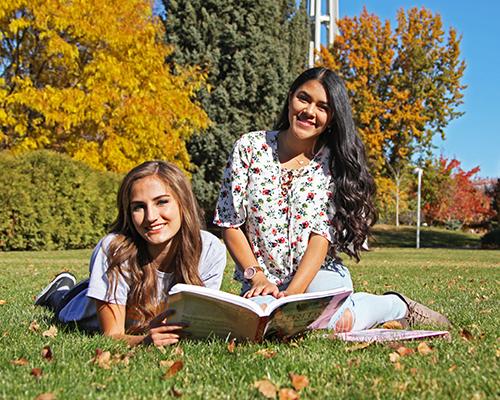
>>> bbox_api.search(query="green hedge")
[0,151,121,250]
[481,228,500,249]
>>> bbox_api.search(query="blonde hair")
[106,161,203,332]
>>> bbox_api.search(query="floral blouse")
[214,131,336,286]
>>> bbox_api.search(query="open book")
[167,284,352,342]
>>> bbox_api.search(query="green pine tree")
[162,0,309,222]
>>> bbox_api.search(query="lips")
[145,223,166,233]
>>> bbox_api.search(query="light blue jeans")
[244,263,407,331]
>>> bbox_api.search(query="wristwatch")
[243,266,264,281]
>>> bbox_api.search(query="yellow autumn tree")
[318,7,466,222]
[0,0,209,172]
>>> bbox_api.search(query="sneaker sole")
[34,272,77,306]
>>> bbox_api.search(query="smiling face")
[129,175,182,258]
[287,79,332,144]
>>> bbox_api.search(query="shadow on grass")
[369,225,481,249]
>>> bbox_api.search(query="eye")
[158,199,170,206]
[131,204,144,212]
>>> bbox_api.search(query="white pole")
[414,168,423,249]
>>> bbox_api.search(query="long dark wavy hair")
[275,67,377,261]
[106,161,203,332]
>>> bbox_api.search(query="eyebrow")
[130,194,171,204]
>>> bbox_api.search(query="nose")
[303,103,316,116]
[144,205,159,223]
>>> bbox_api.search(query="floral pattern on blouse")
[214,131,336,285]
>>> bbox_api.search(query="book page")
[167,291,264,341]
[334,329,450,342]
[169,284,264,315]
[264,289,351,339]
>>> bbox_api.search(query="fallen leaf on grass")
[41,346,53,362]
[10,358,29,366]
[255,348,277,359]
[254,379,277,398]
[396,346,414,357]
[279,388,299,400]
[90,349,111,369]
[347,357,360,367]
[389,352,400,363]
[382,320,404,330]
[346,342,371,352]
[31,368,43,380]
[227,338,236,353]
[42,325,58,338]
[417,342,433,355]
[29,321,40,332]
[163,360,184,379]
[0,299,6,305]
[289,373,309,391]
[459,328,473,341]
[35,393,55,400]
[448,364,457,372]
[170,387,183,397]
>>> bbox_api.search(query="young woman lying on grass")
[35,161,226,346]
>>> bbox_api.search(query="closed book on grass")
[167,284,352,342]
[333,328,450,342]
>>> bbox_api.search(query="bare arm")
[278,233,329,297]
[95,301,183,347]
[222,227,280,298]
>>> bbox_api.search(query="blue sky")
[339,1,499,178]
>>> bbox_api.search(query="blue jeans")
[245,263,407,331]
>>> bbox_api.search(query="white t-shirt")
[87,230,226,304]
[58,230,226,330]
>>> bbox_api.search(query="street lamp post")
[414,167,423,249]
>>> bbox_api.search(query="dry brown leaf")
[410,368,418,376]
[346,342,371,352]
[382,320,404,330]
[396,346,414,357]
[448,364,457,372]
[160,360,175,369]
[393,361,403,371]
[170,387,183,397]
[227,338,236,353]
[254,379,277,399]
[11,357,29,366]
[255,348,277,359]
[172,346,184,357]
[347,357,360,368]
[417,342,433,356]
[41,346,53,362]
[91,349,111,369]
[112,352,131,367]
[279,388,299,400]
[29,320,40,332]
[289,373,309,391]
[42,325,58,338]
[460,328,474,341]
[163,360,184,379]
[31,367,43,379]
[0,299,6,305]
[389,352,400,363]
[35,393,56,400]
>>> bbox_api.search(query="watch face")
[244,267,256,280]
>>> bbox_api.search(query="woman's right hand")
[144,323,184,346]
[243,274,280,298]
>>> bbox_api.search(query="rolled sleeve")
[213,136,252,228]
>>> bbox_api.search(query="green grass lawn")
[0,246,498,399]
[370,224,482,249]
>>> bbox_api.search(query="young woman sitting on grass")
[35,161,226,346]
[214,67,450,332]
